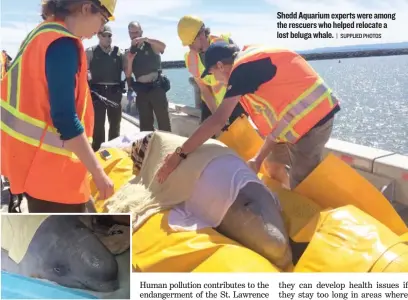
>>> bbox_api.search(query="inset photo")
[1,214,131,299]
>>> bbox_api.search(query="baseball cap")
[99,25,112,34]
[201,41,236,78]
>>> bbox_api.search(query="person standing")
[124,21,171,132]
[1,0,116,212]
[157,42,341,190]
[86,25,125,151]
[177,15,247,124]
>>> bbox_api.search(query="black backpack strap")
[86,46,98,67]
[111,46,119,57]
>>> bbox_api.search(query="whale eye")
[52,264,68,276]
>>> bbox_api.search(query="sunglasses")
[100,33,112,38]
[89,2,109,24]
[100,15,109,24]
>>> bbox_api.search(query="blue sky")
[1,0,407,60]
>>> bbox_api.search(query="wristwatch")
[175,147,187,159]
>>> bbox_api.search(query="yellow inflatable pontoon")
[90,115,408,272]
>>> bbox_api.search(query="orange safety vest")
[0,21,94,204]
[184,34,230,106]
[234,46,339,143]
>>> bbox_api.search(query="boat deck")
[114,116,140,137]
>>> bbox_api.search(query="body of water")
[162,55,408,155]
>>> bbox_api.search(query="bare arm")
[181,96,240,154]
[146,38,166,54]
[194,78,218,113]
[63,134,104,176]
[64,133,114,200]
[255,134,277,162]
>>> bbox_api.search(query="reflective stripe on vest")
[1,22,92,158]
[235,47,338,142]
[10,22,75,71]
[243,79,336,143]
[186,51,200,78]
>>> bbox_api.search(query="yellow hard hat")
[41,0,117,21]
[95,0,117,21]
[177,15,204,46]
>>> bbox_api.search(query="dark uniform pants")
[91,85,123,152]
[26,193,96,213]
[136,86,171,132]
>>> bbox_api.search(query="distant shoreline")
[161,48,408,69]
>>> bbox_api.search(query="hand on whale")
[1,215,119,292]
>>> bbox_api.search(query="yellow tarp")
[218,115,268,174]
[218,115,262,162]
[89,148,135,212]
[132,211,280,272]
[294,205,408,272]
[259,174,322,242]
[294,154,407,235]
